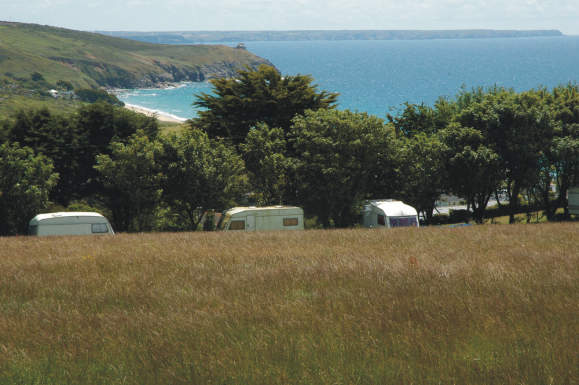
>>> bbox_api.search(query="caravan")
[361,200,419,229]
[29,212,114,236]
[218,206,304,231]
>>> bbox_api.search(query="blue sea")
[117,37,579,120]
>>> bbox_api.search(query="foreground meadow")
[0,224,577,384]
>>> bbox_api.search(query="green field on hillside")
[0,223,577,384]
[0,92,84,119]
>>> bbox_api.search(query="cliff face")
[44,55,273,88]
[143,58,273,87]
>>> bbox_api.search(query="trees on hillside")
[75,88,124,105]
[193,65,338,144]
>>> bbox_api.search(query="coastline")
[123,103,188,123]
[108,82,197,124]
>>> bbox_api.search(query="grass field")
[0,223,577,384]
[0,92,84,120]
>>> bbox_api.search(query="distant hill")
[0,22,272,89]
[99,29,564,44]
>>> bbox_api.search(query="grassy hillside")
[0,93,84,118]
[0,21,271,89]
[0,223,577,384]
[0,21,271,120]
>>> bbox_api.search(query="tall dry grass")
[0,223,577,384]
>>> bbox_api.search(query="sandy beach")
[124,103,187,123]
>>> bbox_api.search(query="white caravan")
[361,200,419,229]
[218,206,304,231]
[28,212,114,236]
[568,186,579,215]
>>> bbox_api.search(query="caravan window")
[91,223,109,233]
[389,216,418,227]
[229,220,245,230]
[283,218,299,226]
[377,214,386,226]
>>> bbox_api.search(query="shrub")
[75,88,124,106]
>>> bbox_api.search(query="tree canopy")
[291,109,396,227]
[240,123,290,206]
[0,142,58,235]
[193,65,338,144]
[0,76,578,235]
[159,129,247,230]
[440,123,503,223]
[3,103,159,205]
[94,131,163,232]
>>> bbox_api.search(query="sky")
[1,0,578,35]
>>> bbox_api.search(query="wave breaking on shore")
[123,103,188,123]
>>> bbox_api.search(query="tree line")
[0,65,577,235]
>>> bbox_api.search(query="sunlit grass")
[0,92,83,120]
[0,223,577,384]
[159,121,189,135]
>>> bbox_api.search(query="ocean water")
[117,37,579,120]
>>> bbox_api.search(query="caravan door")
[246,215,256,231]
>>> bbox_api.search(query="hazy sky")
[2,0,578,34]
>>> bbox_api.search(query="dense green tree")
[94,131,163,232]
[30,72,44,82]
[75,88,124,106]
[193,65,338,144]
[240,123,291,205]
[396,133,448,223]
[159,129,247,231]
[457,88,554,223]
[545,84,579,217]
[551,135,579,215]
[4,104,159,204]
[291,109,396,227]
[388,98,455,137]
[77,102,159,151]
[76,102,160,197]
[56,80,74,91]
[440,123,503,223]
[0,142,58,235]
[8,108,86,204]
